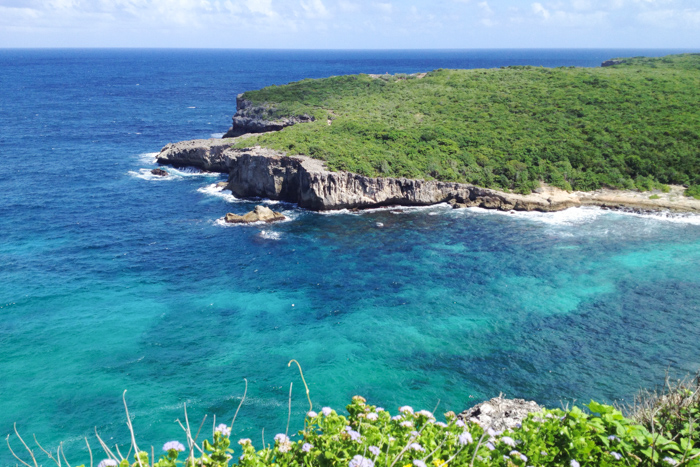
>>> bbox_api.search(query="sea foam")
[197,183,240,203]
[137,152,159,165]
[128,168,176,181]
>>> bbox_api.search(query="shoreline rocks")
[458,396,543,432]
[225,205,286,224]
[156,138,700,214]
[150,168,169,177]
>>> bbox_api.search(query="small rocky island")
[150,168,169,177]
[224,205,286,224]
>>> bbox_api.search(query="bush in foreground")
[10,390,700,467]
[8,368,700,467]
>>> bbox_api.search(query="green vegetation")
[233,54,700,195]
[11,377,700,467]
[686,185,700,200]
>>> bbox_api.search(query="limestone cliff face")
[222,94,315,138]
[156,139,581,212]
[157,138,236,172]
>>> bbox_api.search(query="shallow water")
[1,49,699,464]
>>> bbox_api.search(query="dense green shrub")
[686,185,700,200]
[233,54,700,194]
[12,393,700,467]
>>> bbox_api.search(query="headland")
[157,53,700,213]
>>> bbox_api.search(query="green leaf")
[588,401,612,415]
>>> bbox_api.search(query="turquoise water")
[1,49,699,465]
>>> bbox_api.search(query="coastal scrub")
[10,390,700,467]
[232,54,700,196]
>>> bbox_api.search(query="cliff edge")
[222,94,315,138]
[157,138,700,213]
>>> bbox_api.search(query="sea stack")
[224,205,286,224]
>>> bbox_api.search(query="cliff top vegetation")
[10,374,700,467]
[232,54,700,196]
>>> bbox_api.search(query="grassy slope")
[233,54,700,195]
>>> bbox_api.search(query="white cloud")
[337,0,359,13]
[637,7,700,26]
[373,2,391,14]
[478,1,493,15]
[300,0,329,18]
[572,0,591,11]
[532,2,550,19]
[246,0,277,17]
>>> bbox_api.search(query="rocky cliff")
[222,94,315,138]
[156,138,585,212]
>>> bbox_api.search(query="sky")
[0,0,698,48]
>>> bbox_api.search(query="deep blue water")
[1,49,699,465]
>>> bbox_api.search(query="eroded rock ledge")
[156,138,594,212]
[459,396,543,432]
[222,94,315,138]
[157,138,700,213]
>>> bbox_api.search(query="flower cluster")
[80,396,698,467]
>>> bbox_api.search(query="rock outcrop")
[222,94,315,138]
[459,396,543,432]
[602,59,625,67]
[158,138,237,172]
[150,168,169,176]
[156,139,700,213]
[157,139,584,212]
[225,205,286,224]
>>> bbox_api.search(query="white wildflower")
[215,424,231,437]
[367,412,378,421]
[611,452,622,460]
[322,407,333,416]
[369,445,380,456]
[663,458,678,466]
[162,441,185,452]
[416,410,434,420]
[408,443,425,452]
[238,438,252,446]
[302,443,313,452]
[399,406,414,414]
[392,414,404,421]
[278,441,292,453]
[456,420,465,428]
[458,431,473,445]
[413,461,427,467]
[274,433,289,444]
[570,460,580,467]
[501,436,516,448]
[349,455,374,467]
[435,421,448,427]
[97,460,117,467]
[344,426,362,442]
[400,420,414,428]
[307,411,318,418]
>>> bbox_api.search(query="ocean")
[1,48,699,465]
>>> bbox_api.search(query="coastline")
[156,137,700,214]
